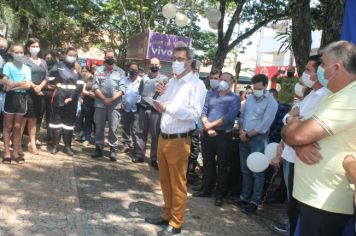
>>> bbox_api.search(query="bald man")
[132,58,168,169]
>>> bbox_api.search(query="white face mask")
[301,72,315,88]
[30,47,40,56]
[66,56,77,64]
[253,89,264,98]
[294,83,305,97]
[172,60,185,75]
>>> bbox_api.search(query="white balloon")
[264,142,279,161]
[247,152,269,173]
[206,8,221,23]
[175,13,189,27]
[162,3,177,19]
[208,21,218,30]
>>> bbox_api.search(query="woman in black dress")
[48,47,83,156]
[22,38,48,155]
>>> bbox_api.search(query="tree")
[289,0,312,74]
[314,0,345,49]
[212,0,288,70]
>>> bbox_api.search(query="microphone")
[152,78,169,100]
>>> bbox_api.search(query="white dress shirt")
[282,87,329,163]
[158,72,207,134]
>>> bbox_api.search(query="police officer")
[91,49,125,161]
[48,47,84,156]
[132,58,167,167]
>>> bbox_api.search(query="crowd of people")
[0,36,356,236]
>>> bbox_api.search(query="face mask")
[172,60,185,75]
[317,66,335,88]
[129,69,138,78]
[253,89,264,98]
[218,80,230,92]
[0,48,6,58]
[46,59,55,67]
[294,83,305,97]
[287,71,294,77]
[66,56,76,64]
[105,58,115,66]
[209,79,219,89]
[12,53,25,63]
[30,47,40,56]
[301,72,315,88]
[150,66,159,73]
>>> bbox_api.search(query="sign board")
[126,32,192,62]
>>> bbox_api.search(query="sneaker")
[242,202,258,214]
[273,223,288,234]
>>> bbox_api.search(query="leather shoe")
[145,217,169,226]
[192,190,212,197]
[215,197,223,207]
[150,161,159,170]
[157,225,181,236]
[132,158,144,163]
[91,145,103,158]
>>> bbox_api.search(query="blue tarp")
[341,0,356,44]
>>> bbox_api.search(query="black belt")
[161,132,190,139]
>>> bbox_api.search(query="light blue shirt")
[240,91,278,134]
[122,76,142,112]
[3,62,31,93]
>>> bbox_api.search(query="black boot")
[63,130,74,156]
[91,145,103,158]
[48,128,61,155]
[109,147,118,162]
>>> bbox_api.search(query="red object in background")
[86,59,104,68]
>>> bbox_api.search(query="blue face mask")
[210,79,219,90]
[218,80,230,92]
[317,66,328,88]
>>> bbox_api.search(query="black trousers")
[297,201,352,236]
[201,131,232,197]
[287,163,298,236]
[188,127,200,172]
[227,138,242,196]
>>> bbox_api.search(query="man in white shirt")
[271,54,328,235]
[144,43,207,236]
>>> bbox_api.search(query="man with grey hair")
[132,57,167,168]
[282,40,356,235]
[193,72,240,207]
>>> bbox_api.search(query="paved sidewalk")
[0,141,284,236]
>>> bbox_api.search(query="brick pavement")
[0,140,284,236]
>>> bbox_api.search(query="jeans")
[81,102,95,141]
[282,159,290,196]
[239,134,268,205]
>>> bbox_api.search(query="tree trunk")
[320,0,345,49]
[212,45,229,70]
[290,0,312,75]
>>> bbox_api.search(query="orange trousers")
[157,135,191,229]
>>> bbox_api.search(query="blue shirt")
[122,76,142,112]
[3,62,31,93]
[201,90,240,130]
[240,92,278,134]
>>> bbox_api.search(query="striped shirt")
[158,72,207,134]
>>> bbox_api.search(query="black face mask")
[150,66,159,73]
[105,58,115,66]
[46,59,56,67]
[0,49,6,58]
[287,71,294,77]
[129,69,138,78]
